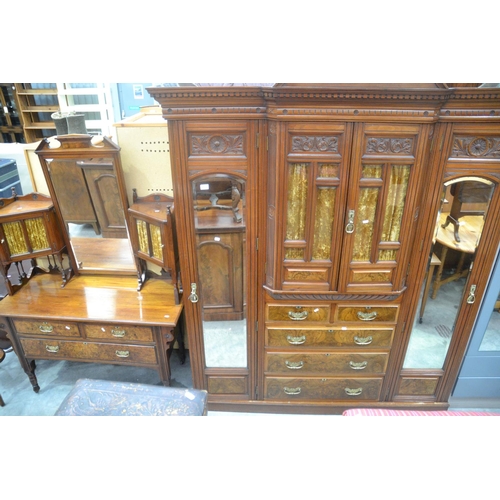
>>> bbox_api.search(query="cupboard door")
[339,123,426,293]
[280,123,352,291]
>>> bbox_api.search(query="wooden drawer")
[82,323,154,342]
[266,327,394,348]
[13,319,81,338]
[265,376,383,401]
[336,305,399,323]
[266,304,330,322]
[20,339,157,365]
[265,352,389,375]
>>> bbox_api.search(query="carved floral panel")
[451,136,500,158]
[290,135,339,153]
[366,138,414,155]
[190,134,245,156]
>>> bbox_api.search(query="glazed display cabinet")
[148,83,500,414]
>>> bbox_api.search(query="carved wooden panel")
[290,135,339,154]
[189,134,245,156]
[451,136,500,158]
[365,137,414,156]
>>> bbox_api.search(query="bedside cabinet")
[0,191,70,295]
[128,189,180,301]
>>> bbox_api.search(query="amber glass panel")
[285,248,305,260]
[150,224,163,260]
[312,187,336,260]
[25,218,50,251]
[318,163,339,179]
[382,165,410,242]
[136,220,149,254]
[352,188,379,261]
[286,163,308,242]
[362,165,383,179]
[3,221,28,256]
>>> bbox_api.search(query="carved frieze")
[190,134,245,155]
[291,136,339,153]
[366,138,413,155]
[451,136,500,158]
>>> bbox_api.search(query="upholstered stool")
[55,378,208,416]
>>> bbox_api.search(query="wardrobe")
[148,83,500,413]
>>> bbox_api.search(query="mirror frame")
[35,134,136,278]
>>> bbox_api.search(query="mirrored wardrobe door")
[404,176,496,369]
[189,173,248,368]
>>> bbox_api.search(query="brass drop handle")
[39,322,54,333]
[45,345,59,353]
[288,310,308,321]
[466,284,477,304]
[285,360,304,370]
[354,335,373,345]
[349,361,368,370]
[111,328,126,338]
[284,387,301,395]
[287,335,306,345]
[357,310,378,321]
[115,350,130,358]
[188,283,199,303]
[345,387,363,396]
[345,209,355,234]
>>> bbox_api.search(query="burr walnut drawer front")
[336,305,399,323]
[20,339,158,365]
[265,376,383,401]
[266,305,330,322]
[265,352,389,375]
[266,327,394,348]
[82,324,154,342]
[13,319,81,338]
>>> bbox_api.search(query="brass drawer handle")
[39,322,54,333]
[284,387,301,395]
[357,310,378,321]
[354,335,373,345]
[111,328,126,338]
[45,345,59,353]
[349,361,368,370]
[287,335,306,345]
[285,360,304,370]
[288,310,309,321]
[345,387,363,396]
[115,350,130,358]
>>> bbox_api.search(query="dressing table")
[0,134,183,391]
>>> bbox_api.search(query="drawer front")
[266,328,394,348]
[337,305,399,323]
[13,319,80,338]
[267,305,330,322]
[265,377,383,401]
[20,339,157,365]
[265,352,389,375]
[83,324,154,342]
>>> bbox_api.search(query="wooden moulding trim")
[206,400,450,414]
[263,285,402,301]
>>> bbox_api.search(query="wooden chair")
[441,180,493,242]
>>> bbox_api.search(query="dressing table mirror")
[35,134,137,276]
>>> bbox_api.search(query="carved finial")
[132,188,138,202]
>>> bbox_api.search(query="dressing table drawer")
[13,319,81,338]
[265,376,383,401]
[82,323,154,342]
[20,338,158,365]
[265,352,389,375]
